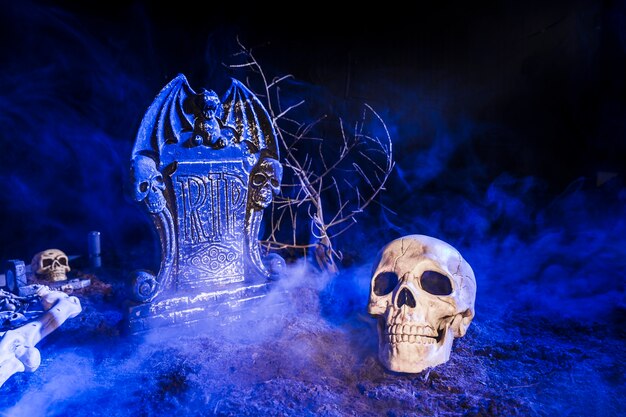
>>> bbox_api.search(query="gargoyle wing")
[132,74,195,160]
[221,79,279,159]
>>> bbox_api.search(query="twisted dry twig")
[229,41,394,273]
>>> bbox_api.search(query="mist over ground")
[0,1,624,416]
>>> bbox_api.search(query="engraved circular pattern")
[131,270,157,302]
[188,245,238,273]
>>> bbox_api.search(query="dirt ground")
[0,267,623,417]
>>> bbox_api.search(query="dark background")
[0,2,625,415]
[0,0,624,264]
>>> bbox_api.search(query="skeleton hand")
[0,287,81,387]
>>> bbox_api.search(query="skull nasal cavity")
[396,288,416,308]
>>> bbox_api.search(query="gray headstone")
[2,260,26,294]
[128,75,284,331]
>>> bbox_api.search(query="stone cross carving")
[128,75,283,330]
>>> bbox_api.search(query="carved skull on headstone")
[368,235,476,373]
[31,249,70,282]
[249,157,283,210]
[131,155,166,214]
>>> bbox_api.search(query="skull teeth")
[147,200,165,213]
[386,324,437,337]
[386,334,436,344]
[385,324,438,344]
[49,271,67,282]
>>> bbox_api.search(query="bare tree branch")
[230,44,394,274]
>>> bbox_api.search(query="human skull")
[368,235,476,373]
[31,249,70,282]
[131,156,166,214]
[249,157,282,209]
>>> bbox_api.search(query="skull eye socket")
[270,179,279,188]
[139,182,149,192]
[253,173,266,186]
[42,259,53,268]
[155,175,164,184]
[58,257,67,266]
[420,270,453,295]
[373,272,399,296]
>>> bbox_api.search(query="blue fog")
[0,1,624,416]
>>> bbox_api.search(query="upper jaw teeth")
[385,324,437,337]
[384,324,439,344]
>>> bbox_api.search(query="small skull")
[368,235,476,373]
[131,156,166,214]
[249,157,282,209]
[31,249,70,282]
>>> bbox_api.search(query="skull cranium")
[249,157,282,209]
[31,249,70,282]
[131,156,166,214]
[368,235,476,373]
